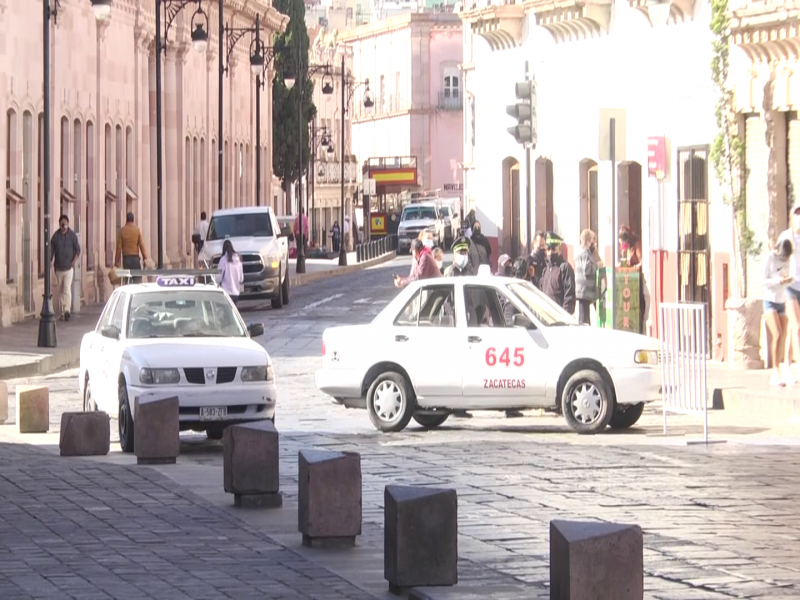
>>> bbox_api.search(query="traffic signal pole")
[524,61,532,255]
[506,66,537,254]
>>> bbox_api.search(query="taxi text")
[484,378,526,389]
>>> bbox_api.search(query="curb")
[0,252,396,382]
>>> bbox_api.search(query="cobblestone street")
[2,258,800,599]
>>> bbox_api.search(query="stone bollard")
[134,394,180,465]
[0,380,8,424]
[550,520,643,600]
[223,420,282,508]
[298,449,361,548]
[16,385,49,433]
[59,412,111,456]
[384,485,458,594]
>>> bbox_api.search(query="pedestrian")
[575,229,603,325]
[331,220,341,253]
[540,232,576,315]
[528,231,546,288]
[444,236,473,276]
[193,211,209,253]
[618,225,641,267]
[496,253,513,276]
[50,214,81,321]
[394,239,440,289]
[115,212,148,284]
[468,219,492,273]
[779,203,800,383]
[433,247,445,274]
[762,238,794,386]
[218,239,244,305]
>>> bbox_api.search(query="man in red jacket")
[394,239,441,288]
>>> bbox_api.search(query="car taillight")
[322,341,326,356]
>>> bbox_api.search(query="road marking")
[353,298,371,304]
[303,293,344,310]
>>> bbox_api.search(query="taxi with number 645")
[78,275,277,452]
[315,277,661,434]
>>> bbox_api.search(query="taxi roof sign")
[156,275,197,287]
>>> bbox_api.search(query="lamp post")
[284,57,334,274]
[310,123,332,245]
[340,57,374,267]
[37,1,110,348]
[223,15,274,206]
[153,0,209,270]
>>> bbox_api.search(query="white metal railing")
[659,302,714,443]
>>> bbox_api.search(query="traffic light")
[506,79,537,147]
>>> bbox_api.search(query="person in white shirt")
[193,212,209,264]
[777,202,800,382]
[218,239,244,305]
[762,238,795,386]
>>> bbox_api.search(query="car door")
[389,284,462,405]
[461,284,550,408]
[95,291,128,409]
[83,293,119,394]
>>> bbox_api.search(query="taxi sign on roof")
[156,275,196,287]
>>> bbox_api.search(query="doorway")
[535,157,554,233]
[501,156,521,256]
[579,158,599,241]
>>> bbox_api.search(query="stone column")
[164,50,180,266]
[726,297,764,369]
[175,44,188,263]
[135,29,154,255]
[95,17,111,299]
[226,57,238,209]
[148,41,159,265]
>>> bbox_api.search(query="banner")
[598,267,641,333]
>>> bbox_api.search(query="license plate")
[199,406,228,421]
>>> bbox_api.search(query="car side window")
[109,293,127,333]
[96,293,119,332]
[464,286,506,328]
[495,289,521,327]
[395,286,456,327]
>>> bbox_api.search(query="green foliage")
[272,0,316,193]
[709,0,758,260]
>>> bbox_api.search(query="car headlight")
[634,350,659,365]
[263,255,279,269]
[242,365,274,382]
[139,368,181,385]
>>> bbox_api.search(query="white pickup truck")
[199,206,290,309]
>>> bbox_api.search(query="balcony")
[438,92,463,110]
[315,160,358,185]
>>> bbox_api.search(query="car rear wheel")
[609,402,645,429]
[561,369,614,435]
[413,412,449,429]
[281,265,290,305]
[271,267,284,309]
[367,371,414,433]
[118,381,135,453]
[83,378,96,412]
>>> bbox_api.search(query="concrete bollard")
[16,385,49,433]
[384,485,458,594]
[134,394,180,465]
[550,520,644,600]
[223,420,282,508]
[0,380,8,424]
[59,412,111,456]
[298,449,361,548]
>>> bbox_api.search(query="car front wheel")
[561,369,614,434]
[83,378,96,412]
[271,267,284,309]
[609,402,645,429]
[118,381,135,453]
[366,371,414,433]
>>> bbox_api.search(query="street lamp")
[154,0,209,270]
[223,15,275,207]
[38,1,109,348]
[287,46,333,274]
[309,123,334,243]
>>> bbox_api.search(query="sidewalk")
[0,251,395,380]
[708,361,800,424]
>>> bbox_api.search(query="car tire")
[206,427,224,440]
[609,402,645,429]
[281,265,290,305]
[366,371,415,433]
[412,412,450,429]
[83,378,96,412]
[118,380,135,453]
[271,267,284,310]
[561,369,614,435]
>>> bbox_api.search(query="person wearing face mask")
[778,203,800,383]
[496,254,513,277]
[433,247,445,274]
[468,219,492,273]
[50,214,81,321]
[394,239,441,288]
[540,232,576,315]
[575,229,603,325]
[444,237,473,276]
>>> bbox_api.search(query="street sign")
[365,178,377,196]
[598,108,626,161]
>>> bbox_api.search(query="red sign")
[647,136,666,179]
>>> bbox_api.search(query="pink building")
[0,0,285,327]
[338,12,463,208]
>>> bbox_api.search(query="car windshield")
[127,290,246,338]
[507,281,578,327]
[207,213,273,240]
[402,206,437,221]
[439,206,451,218]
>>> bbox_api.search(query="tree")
[272,0,316,200]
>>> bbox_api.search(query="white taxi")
[315,277,661,434]
[79,275,277,452]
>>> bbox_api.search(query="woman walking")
[330,221,341,253]
[218,240,244,305]
[763,238,795,386]
[575,229,603,325]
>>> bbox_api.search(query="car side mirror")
[100,325,120,340]
[512,314,535,330]
[248,322,265,338]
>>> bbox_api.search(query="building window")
[244,144,250,206]
[115,125,123,253]
[73,119,82,237]
[86,121,94,271]
[104,124,115,268]
[59,117,69,218]
[125,126,136,216]
[6,109,21,284]
[444,72,460,99]
[185,136,192,227]
[193,137,200,225]
[224,140,229,208]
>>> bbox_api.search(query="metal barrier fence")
[356,234,397,263]
[659,302,712,443]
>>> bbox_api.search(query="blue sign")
[156,276,196,287]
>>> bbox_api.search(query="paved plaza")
[2,258,800,599]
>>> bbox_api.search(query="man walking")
[115,212,148,283]
[193,211,209,256]
[51,214,80,321]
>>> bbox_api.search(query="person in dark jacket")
[528,230,546,288]
[540,232,576,315]
[468,220,492,273]
[445,237,473,276]
[575,228,603,325]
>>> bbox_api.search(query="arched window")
[211,138,217,209]
[104,124,115,267]
[6,109,21,284]
[115,125,123,251]
[578,158,599,243]
[193,137,199,225]
[73,119,83,236]
[223,140,229,209]
[443,70,459,99]
[59,117,73,219]
[86,121,95,270]
[185,136,192,229]
[125,126,136,216]
[200,137,206,212]
[535,157,554,233]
